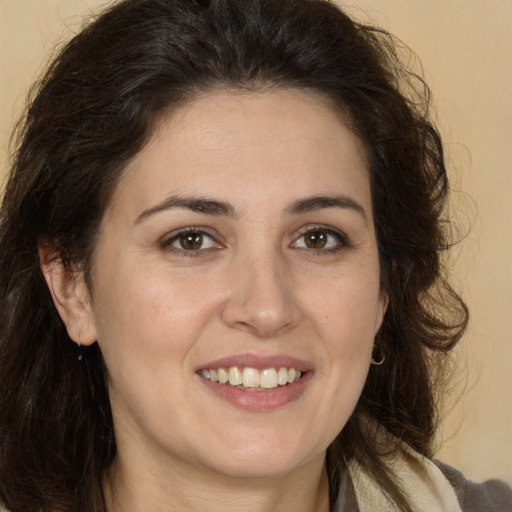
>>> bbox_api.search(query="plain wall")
[1,0,511,485]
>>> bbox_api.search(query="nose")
[221,252,301,338]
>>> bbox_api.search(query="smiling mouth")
[199,366,303,391]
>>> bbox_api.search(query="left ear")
[375,291,389,335]
[39,246,97,346]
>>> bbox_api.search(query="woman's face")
[74,90,386,480]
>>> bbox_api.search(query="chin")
[194,436,323,481]
[207,455,310,481]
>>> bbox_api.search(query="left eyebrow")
[286,195,368,225]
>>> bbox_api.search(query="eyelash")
[160,225,348,257]
[160,227,222,257]
[291,225,348,255]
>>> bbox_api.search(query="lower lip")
[198,372,312,412]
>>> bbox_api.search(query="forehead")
[107,88,371,220]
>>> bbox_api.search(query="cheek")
[305,270,383,339]
[303,269,381,395]
[89,267,205,418]
[90,259,220,364]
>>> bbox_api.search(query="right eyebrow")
[134,195,235,225]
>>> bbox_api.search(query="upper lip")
[196,353,313,372]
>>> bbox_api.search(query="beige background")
[1,0,511,485]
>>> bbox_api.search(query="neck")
[105,451,330,512]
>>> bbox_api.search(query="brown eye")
[291,227,346,253]
[178,232,204,250]
[304,230,328,249]
[165,229,219,253]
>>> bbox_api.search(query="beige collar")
[349,447,462,512]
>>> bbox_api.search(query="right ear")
[39,246,97,346]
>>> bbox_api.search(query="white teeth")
[218,368,229,384]
[278,367,289,385]
[200,366,304,389]
[228,367,242,386]
[242,367,260,388]
[260,368,278,388]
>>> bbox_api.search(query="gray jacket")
[437,462,512,512]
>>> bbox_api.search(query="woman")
[0,0,509,511]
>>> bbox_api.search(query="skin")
[42,89,387,512]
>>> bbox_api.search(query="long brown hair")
[0,1,468,510]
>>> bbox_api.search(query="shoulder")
[436,461,512,512]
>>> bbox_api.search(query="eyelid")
[160,226,225,255]
[290,224,348,252]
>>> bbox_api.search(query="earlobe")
[38,246,97,346]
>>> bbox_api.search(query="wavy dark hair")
[0,0,468,510]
